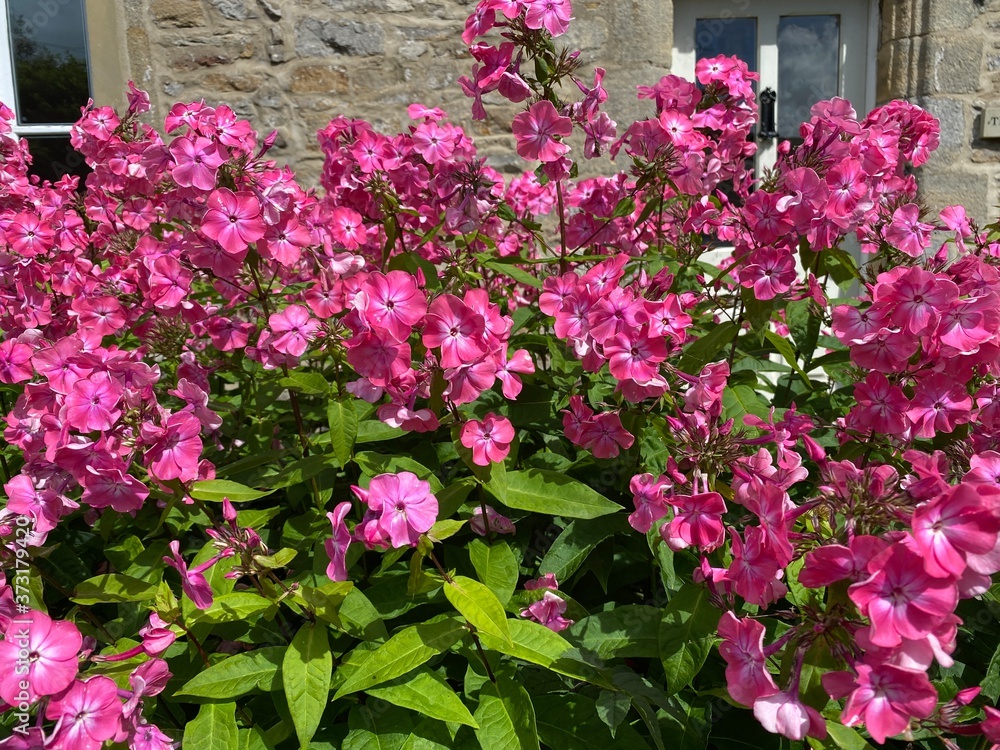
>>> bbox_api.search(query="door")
[673,0,874,177]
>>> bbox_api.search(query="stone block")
[295,18,385,57]
[151,0,206,28]
[290,64,350,94]
[917,169,990,225]
[166,33,256,71]
[201,71,264,92]
[926,36,984,95]
[914,97,967,162]
[208,0,253,20]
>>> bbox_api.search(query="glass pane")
[24,136,90,184]
[7,0,91,125]
[778,15,840,139]
[695,17,757,73]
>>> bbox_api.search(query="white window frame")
[672,0,879,178]
[0,0,93,139]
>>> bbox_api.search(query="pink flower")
[823,663,937,744]
[169,135,224,190]
[0,611,81,704]
[269,305,320,358]
[738,248,797,300]
[905,373,972,438]
[512,101,573,162]
[520,590,573,631]
[885,203,933,257]
[163,540,222,610]
[627,473,670,533]
[357,271,427,343]
[328,207,368,250]
[357,472,439,548]
[422,294,487,368]
[718,612,777,707]
[460,413,515,466]
[524,573,559,591]
[325,501,353,582]
[851,373,909,436]
[143,412,203,483]
[524,0,572,36]
[753,691,826,741]
[0,339,33,384]
[62,372,124,432]
[848,542,958,647]
[200,188,266,255]
[579,411,634,459]
[910,482,1000,578]
[46,676,123,750]
[664,491,726,551]
[470,505,516,535]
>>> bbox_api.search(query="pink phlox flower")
[324,501,354,582]
[328,206,368,250]
[355,472,439,548]
[356,271,427,343]
[470,505,516,536]
[885,203,934,257]
[905,372,972,438]
[753,691,827,741]
[910,482,1000,579]
[142,411,203,483]
[738,247,797,301]
[726,526,788,607]
[850,372,910,436]
[0,610,81,704]
[163,540,227,610]
[664,487,726,552]
[627,472,670,533]
[45,676,123,750]
[578,410,634,459]
[0,339,33,384]
[169,135,224,191]
[524,0,572,35]
[269,305,320,358]
[200,188,266,255]
[520,590,573,631]
[422,294,488,368]
[512,100,573,162]
[717,612,778,707]
[460,413,515,466]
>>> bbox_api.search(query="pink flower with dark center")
[142,412,203,483]
[823,663,937,744]
[0,339,33,384]
[521,591,573,631]
[885,203,933,257]
[848,542,958,647]
[875,266,958,336]
[603,329,666,384]
[169,135,224,191]
[512,101,573,162]
[71,296,128,337]
[524,0,572,36]
[200,188,266,255]
[358,472,439,548]
[358,271,427,343]
[328,206,368,250]
[579,411,634,459]
[665,491,727,551]
[910,482,1000,579]
[325,501,354,582]
[45,676,123,750]
[7,212,53,256]
[0,611,81,704]
[460,413,515,466]
[718,612,777,707]
[627,473,670,533]
[346,332,411,384]
[905,372,972,438]
[422,294,487,368]
[81,464,149,513]
[726,527,787,607]
[412,121,456,164]
[269,305,320,358]
[851,372,909,435]
[738,248,797,301]
[259,216,313,266]
[63,371,124,432]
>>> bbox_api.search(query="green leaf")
[825,722,877,750]
[268,453,339,490]
[539,517,625,583]
[484,259,543,290]
[355,452,443,493]
[764,330,811,387]
[190,479,276,503]
[480,619,613,688]
[444,575,512,646]
[72,574,158,605]
[356,419,407,444]
[595,690,632,738]
[534,694,649,750]
[678,321,738,374]
[502,469,621,519]
[611,196,636,218]
[566,605,660,659]
[183,702,240,750]
[191,592,275,624]
[474,677,540,750]
[328,396,359,465]
[253,547,298,570]
[283,623,332,749]
[658,584,719,695]
[741,288,774,334]
[175,647,285,700]
[366,667,478,727]
[721,385,772,425]
[344,704,415,750]
[279,370,329,395]
[297,582,354,629]
[468,539,519,606]
[334,616,466,698]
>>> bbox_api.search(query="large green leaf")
[473,677,540,750]
[283,623,333,749]
[658,584,719,695]
[343,704,415,750]
[182,702,240,750]
[444,575,511,646]
[190,592,274,624]
[334,616,466,698]
[502,469,621,519]
[366,667,478,727]
[678,321,738,375]
[468,539,519,606]
[539,517,625,582]
[480,619,613,688]
[328,396,359,465]
[566,605,661,659]
[190,479,276,502]
[721,385,772,425]
[175,646,284,700]
[354,452,443,493]
[72,574,158,605]
[534,694,650,750]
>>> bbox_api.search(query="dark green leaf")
[283,623,332,749]
[658,584,719,695]
[503,469,621,519]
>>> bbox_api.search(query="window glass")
[23,136,89,183]
[777,15,840,140]
[695,17,757,74]
[7,0,91,125]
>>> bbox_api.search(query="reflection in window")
[24,136,90,184]
[7,0,91,125]
[695,17,757,74]
[778,15,840,140]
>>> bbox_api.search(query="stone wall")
[879,0,1000,225]
[120,0,669,184]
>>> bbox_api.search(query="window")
[674,0,876,178]
[0,0,93,182]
